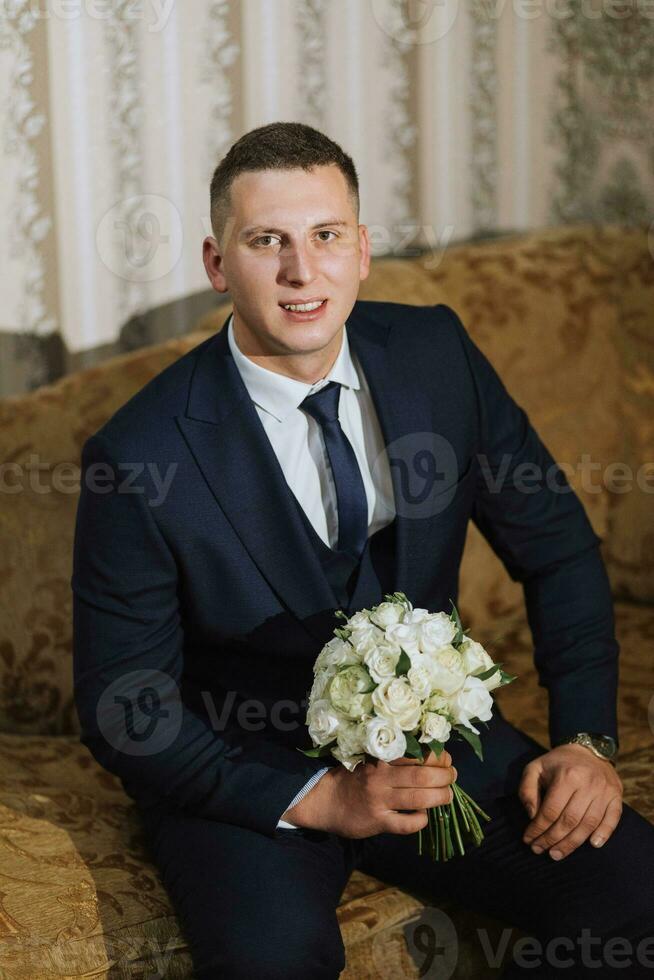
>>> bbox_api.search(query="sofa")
[0,224,652,978]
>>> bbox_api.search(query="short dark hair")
[209,121,360,242]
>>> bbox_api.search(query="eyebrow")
[239,219,349,239]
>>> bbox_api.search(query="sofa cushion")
[0,734,652,979]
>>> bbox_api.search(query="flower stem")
[437,806,448,860]
[449,793,465,856]
[416,782,492,861]
[455,784,491,822]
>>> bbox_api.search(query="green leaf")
[427,739,445,758]
[448,599,465,646]
[404,732,423,759]
[498,670,517,686]
[395,649,411,676]
[362,668,377,693]
[453,724,484,762]
[474,664,502,682]
[299,741,336,758]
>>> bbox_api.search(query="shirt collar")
[227,312,361,422]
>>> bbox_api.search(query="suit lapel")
[346,312,439,603]
[176,302,446,642]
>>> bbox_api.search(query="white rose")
[363,715,407,762]
[309,668,334,703]
[482,669,502,693]
[349,623,386,659]
[402,607,432,624]
[332,746,365,771]
[328,665,374,720]
[430,645,467,696]
[369,601,405,629]
[460,638,502,691]
[314,637,360,673]
[450,676,493,734]
[372,676,422,731]
[363,639,401,683]
[307,699,341,746]
[336,720,367,757]
[407,662,433,700]
[425,692,450,713]
[459,637,488,672]
[419,613,458,654]
[419,711,452,744]
[347,609,372,629]
[384,622,422,657]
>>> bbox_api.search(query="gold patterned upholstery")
[0,224,652,977]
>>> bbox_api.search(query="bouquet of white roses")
[301,592,516,861]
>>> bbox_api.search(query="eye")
[252,235,281,248]
[316,230,337,241]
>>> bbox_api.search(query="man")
[72,122,654,979]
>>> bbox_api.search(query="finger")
[388,763,457,789]
[537,797,606,860]
[522,780,573,844]
[383,809,430,836]
[518,762,542,820]
[588,796,623,849]
[528,790,594,852]
[388,785,454,810]
[390,749,452,768]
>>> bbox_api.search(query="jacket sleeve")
[440,304,620,749]
[71,432,331,837]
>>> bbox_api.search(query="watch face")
[589,734,617,758]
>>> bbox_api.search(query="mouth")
[279,298,328,321]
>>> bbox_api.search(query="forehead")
[230,165,353,225]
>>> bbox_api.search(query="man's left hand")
[519,743,623,861]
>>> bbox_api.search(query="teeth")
[282,300,324,312]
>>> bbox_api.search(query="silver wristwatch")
[554,732,618,766]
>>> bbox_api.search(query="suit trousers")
[136,767,654,979]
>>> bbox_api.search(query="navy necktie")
[300,381,369,560]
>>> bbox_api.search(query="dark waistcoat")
[288,492,397,617]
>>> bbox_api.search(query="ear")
[202,236,229,294]
[358,224,371,282]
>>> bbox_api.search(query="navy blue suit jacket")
[72,301,619,837]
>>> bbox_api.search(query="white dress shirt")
[226,313,395,828]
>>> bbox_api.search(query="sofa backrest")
[1,224,651,735]
[353,224,654,622]
[0,328,221,735]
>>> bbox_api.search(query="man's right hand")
[282,749,457,838]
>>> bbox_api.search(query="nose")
[279,240,317,287]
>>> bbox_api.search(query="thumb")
[519,762,542,819]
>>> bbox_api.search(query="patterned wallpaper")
[0,0,652,395]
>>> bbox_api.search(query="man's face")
[203,164,370,366]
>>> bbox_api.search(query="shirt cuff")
[276,767,330,829]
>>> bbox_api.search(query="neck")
[232,317,343,384]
